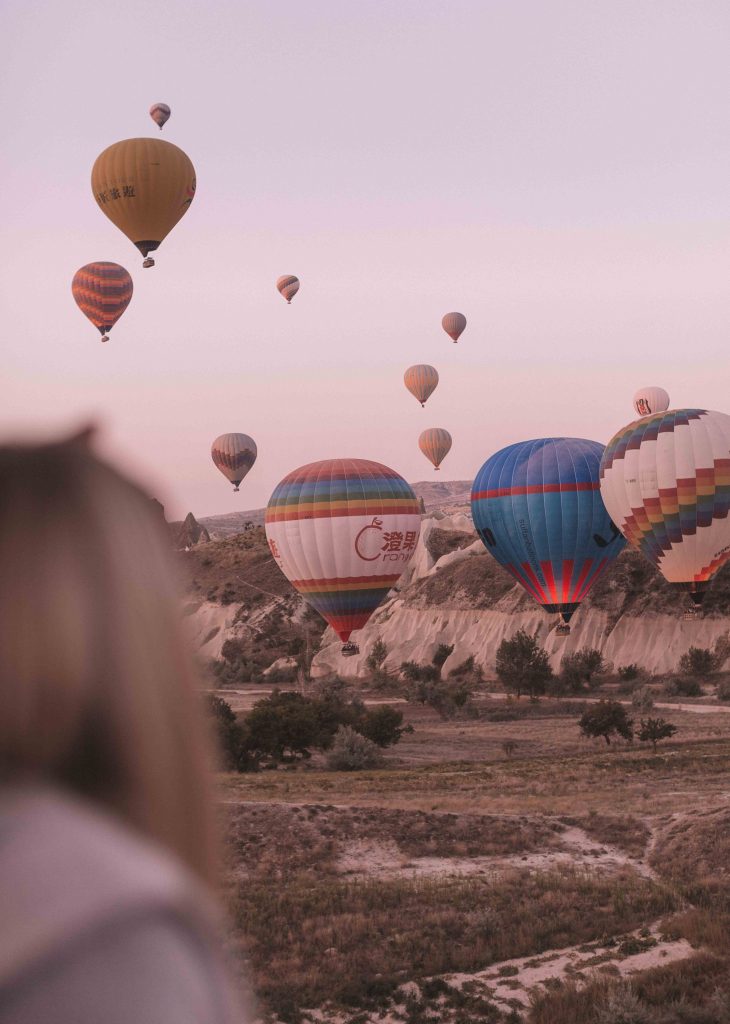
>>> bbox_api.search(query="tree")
[638,717,677,752]
[432,643,455,671]
[560,648,607,692]
[631,686,654,713]
[205,694,246,770]
[355,705,408,747]
[244,690,321,761]
[495,629,553,699]
[678,646,719,677]
[579,700,633,745]
[365,638,388,674]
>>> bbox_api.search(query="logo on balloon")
[355,517,385,561]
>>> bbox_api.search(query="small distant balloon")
[211,433,257,492]
[71,262,133,343]
[404,365,439,407]
[419,428,452,471]
[633,386,670,417]
[149,103,171,130]
[277,276,300,304]
[442,312,466,343]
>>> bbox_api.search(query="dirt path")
[336,822,656,880]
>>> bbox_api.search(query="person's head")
[0,429,216,882]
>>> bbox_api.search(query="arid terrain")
[219,692,730,1023]
[182,491,730,1023]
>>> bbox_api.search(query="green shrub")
[637,717,677,752]
[560,648,607,692]
[665,677,702,698]
[432,643,455,669]
[678,646,719,678]
[495,629,553,699]
[618,663,640,681]
[631,686,654,713]
[579,701,633,745]
[326,726,383,771]
[365,638,388,674]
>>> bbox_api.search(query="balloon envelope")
[442,312,466,343]
[91,138,196,263]
[211,433,257,491]
[600,409,730,597]
[419,428,452,470]
[633,386,670,418]
[404,365,439,407]
[472,438,625,624]
[71,262,133,341]
[277,275,299,303]
[265,459,421,642]
[149,103,171,129]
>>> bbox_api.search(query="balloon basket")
[683,606,703,621]
[555,622,571,637]
[341,642,360,657]
[142,257,155,269]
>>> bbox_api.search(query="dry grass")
[527,953,730,1024]
[226,861,674,1021]
[220,736,730,817]
[560,813,651,857]
[224,802,563,866]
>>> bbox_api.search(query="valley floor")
[220,695,730,1024]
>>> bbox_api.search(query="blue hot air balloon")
[471,438,625,634]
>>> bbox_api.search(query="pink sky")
[2,1,729,517]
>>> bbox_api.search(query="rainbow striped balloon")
[71,262,133,342]
[265,459,421,644]
[600,409,730,605]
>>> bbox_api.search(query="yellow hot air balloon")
[277,276,299,303]
[91,138,196,268]
[419,428,452,471]
[404,365,439,407]
[149,103,171,130]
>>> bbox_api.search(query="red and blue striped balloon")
[471,438,625,630]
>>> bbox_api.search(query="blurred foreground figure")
[0,431,251,1024]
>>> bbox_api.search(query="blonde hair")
[0,433,216,883]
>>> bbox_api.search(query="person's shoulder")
[0,785,219,993]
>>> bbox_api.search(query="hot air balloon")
[472,438,625,634]
[149,103,171,130]
[265,459,421,655]
[404,365,439,407]
[71,262,133,343]
[419,428,452,471]
[442,312,466,343]
[633,386,670,418]
[91,138,196,268]
[211,433,257,492]
[276,275,299,303]
[600,409,730,616]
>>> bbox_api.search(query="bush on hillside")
[678,646,719,678]
[448,655,484,685]
[560,648,607,693]
[365,638,388,674]
[495,629,553,699]
[432,643,455,669]
[664,677,702,698]
[618,663,640,681]
[326,726,383,771]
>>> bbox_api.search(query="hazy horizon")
[3,1,729,518]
